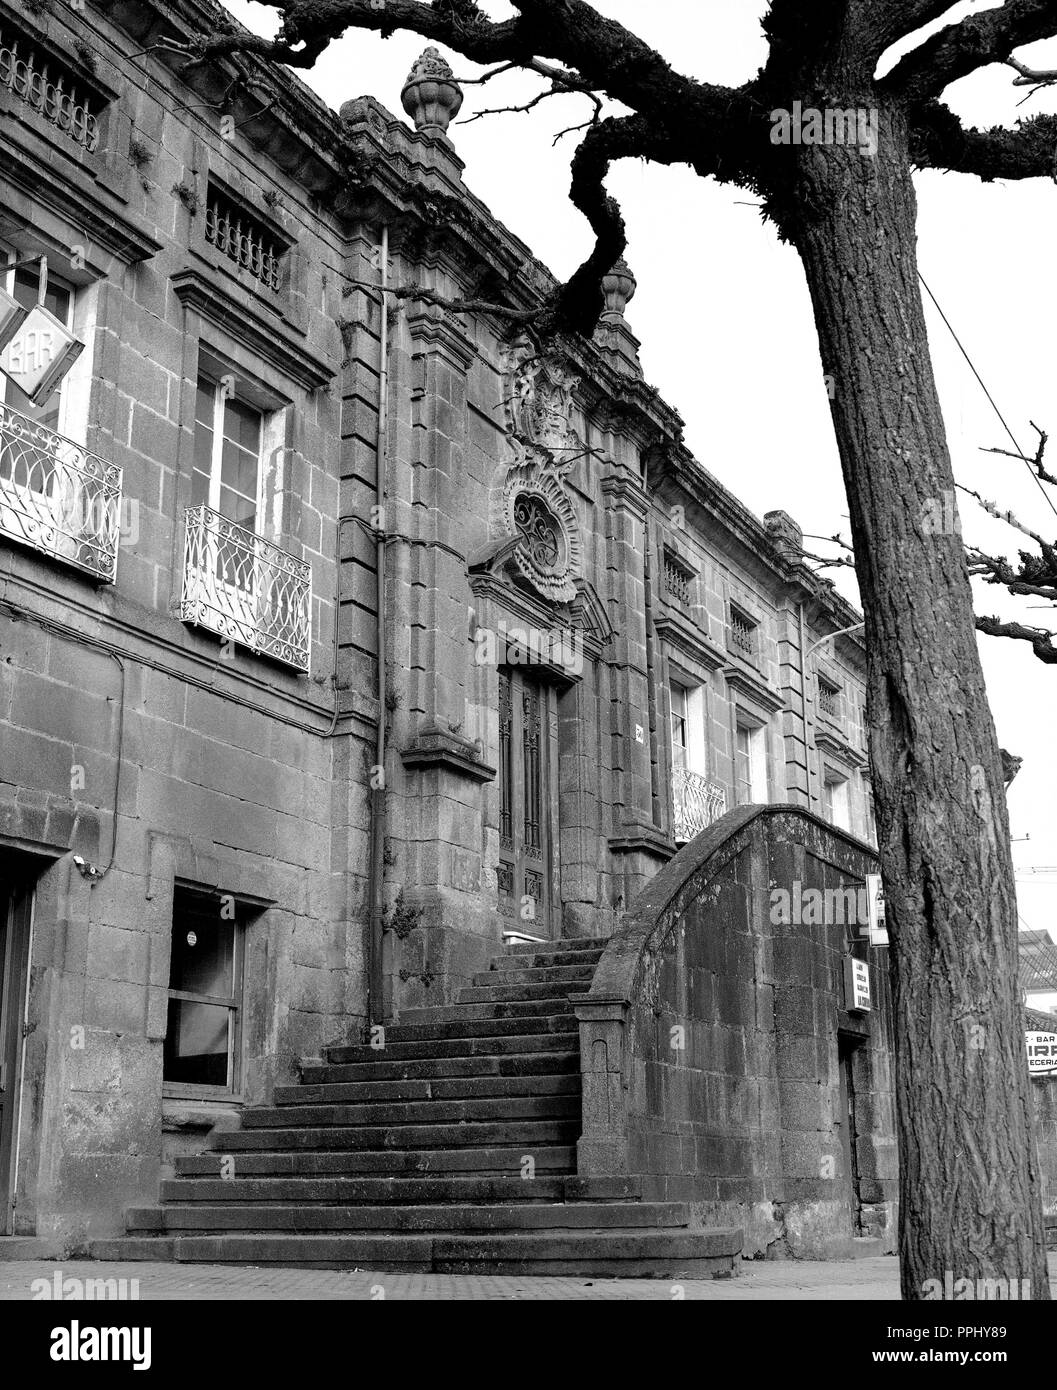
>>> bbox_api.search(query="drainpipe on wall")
[798,602,818,814]
[366,224,390,1028]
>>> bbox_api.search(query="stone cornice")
[171,268,337,390]
[400,729,496,784]
[406,307,476,371]
[653,612,727,672]
[722,662,786,715]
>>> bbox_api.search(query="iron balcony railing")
[181,505,311,672]
[0,31,101,152]
[0,402,121,580]
[672,767,727,843]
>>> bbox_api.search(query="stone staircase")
[92,936,742,1276]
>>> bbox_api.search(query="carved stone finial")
[401,48,464,136]
[602,258,637,319]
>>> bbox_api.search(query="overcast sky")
[227,0,1057,935]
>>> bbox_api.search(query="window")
[735,720,768,804]
[182,367,311,669]
[192,374,263,532]
[663,550,692,604]
[823,770,851,831]
[863,786,877,844]
[670,682,689,771]
[818,677,841,719]
[204,183,284,292]
[164,889,246,1093]
[0,26,101,152]
[729,605,758,659]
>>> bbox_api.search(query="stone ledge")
[400,729,496,784]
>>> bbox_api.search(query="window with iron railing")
[203,183,284,292]
[0,28,101,152]
[818,678,841,719]
[728,606,757,659]
[662,550,692,604]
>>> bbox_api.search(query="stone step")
[505,937,602,955]
[157,1176,573,1206]
[275,1073,579,1106]
[90,1227,742,1275]
[175,1146,577,1178]
[397,999,576,1025]
[127,1201,688,1234]
[299,1051,579,1085]
[456,981,583,1005]
[321,1032,576,1067]
[491,949,605,972]
[326,1015,577,1058]
[474,964,597,987]
[241,1095,580,1130]
[206,1119,579,1152]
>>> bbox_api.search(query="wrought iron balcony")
[0,402,121,581]
[180,505,311,672]
[672,767,727,843]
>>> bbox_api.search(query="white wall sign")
[844,955,871,1012]
[0,304,84,405]
[866,872,888,946]
[1026,1031,1057,1076]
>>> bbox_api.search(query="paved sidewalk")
[0,1255,905,1299]
[5,1253,1055,1299]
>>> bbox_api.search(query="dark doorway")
[0,861,34,1235]
[836,1032,864,1234]
[497,668,560,936]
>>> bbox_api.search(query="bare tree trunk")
[787,106,1050,1300]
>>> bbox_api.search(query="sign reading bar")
[843,955,871,1013]
[865,872,888,946]
[0,304,84,405]
[1026,1031,1057,1077]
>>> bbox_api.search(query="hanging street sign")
[0,303,84,405]
[0,285,29,354]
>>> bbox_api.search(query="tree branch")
[883,0,1057,103]
[910,101,1057,180]
[975,614,1057,661]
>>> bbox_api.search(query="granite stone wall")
[577,805,897,1258]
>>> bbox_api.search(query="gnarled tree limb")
[882,0,1057,103]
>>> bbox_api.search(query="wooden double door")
[497,669,560,936]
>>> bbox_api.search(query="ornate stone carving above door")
[492,333,584,604]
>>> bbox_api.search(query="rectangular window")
[0,26,102,152]
[164,890,245,1093]
[818,677,841,719]
[662,550,692,605]
[192,374,262,533]
[729,605,758,659]
[204,183,284,292]
[823,771,851,831]
[670,682,689,772]
[735,720,768,805]
[863,786,877,844]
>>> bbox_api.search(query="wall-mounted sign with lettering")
[843,955,871,1013]
[0,304,84,405]
[1026,1031,1057,1077]
[866,873,888,947]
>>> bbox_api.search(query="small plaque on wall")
[843,955,871,1013]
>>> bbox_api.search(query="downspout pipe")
[367,224,390,1028]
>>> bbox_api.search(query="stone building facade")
[0,0,883,1251]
